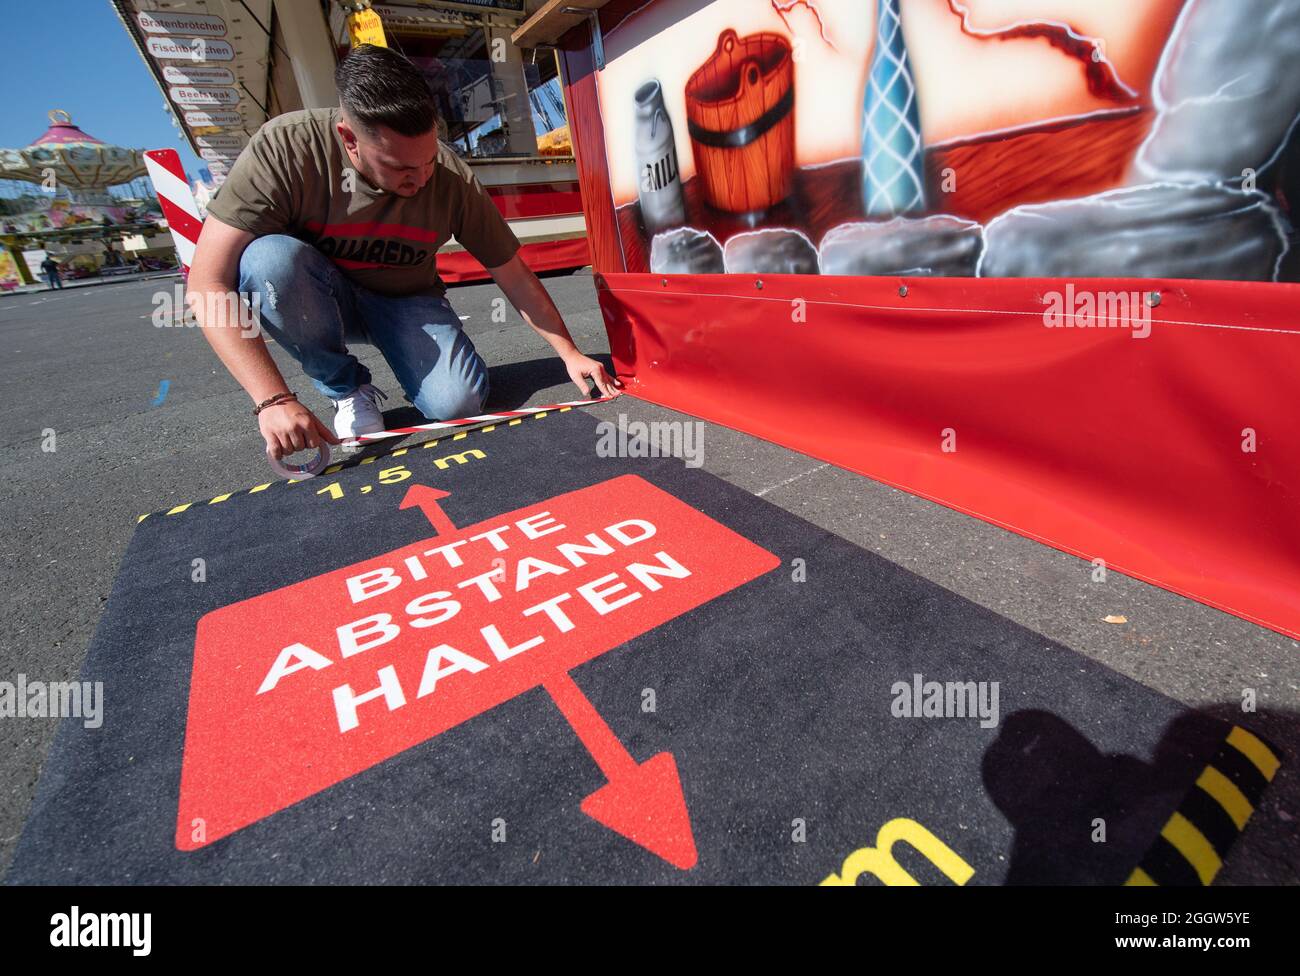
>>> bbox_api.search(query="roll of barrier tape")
[266,442,331,480]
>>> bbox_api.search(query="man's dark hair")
[335,44,438,137]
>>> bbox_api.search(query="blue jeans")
[238,235,489,420]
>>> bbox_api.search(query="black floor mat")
[6,407,1280,884]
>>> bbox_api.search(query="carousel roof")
[0,110,146,189]
[31,113,107,147]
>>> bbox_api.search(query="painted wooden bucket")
[685,29,795,214]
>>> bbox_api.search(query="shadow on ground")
[986,706,1293,885]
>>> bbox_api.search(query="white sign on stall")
[146,36,235,61]
[183,110,243,127]
[163,65,236,86]
[137,11,228,37]
[169,86,241,106]
[196,135,245,150]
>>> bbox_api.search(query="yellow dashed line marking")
[1227,726,1280,780]
[1160,812,1221,886]
[1130,726,1279,886]
[139,402,586,519]
[1196,766,1252,830]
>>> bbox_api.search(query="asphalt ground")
[1,272,1296,883]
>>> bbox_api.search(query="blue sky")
[0,0,207,182]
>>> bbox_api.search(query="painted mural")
[595,0,1300,281]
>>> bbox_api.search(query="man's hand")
[189,217,325,453]
[258,399,340,460]
[564,351,623,399]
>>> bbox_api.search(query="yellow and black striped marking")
[1125,725,1282,886]
[137,406,575,523]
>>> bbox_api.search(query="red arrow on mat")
[178,473,780,865]
[402,485,698,869]
[399,484,458,536]
[545,672,697,869]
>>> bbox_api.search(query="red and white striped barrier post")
[145,148,328,475]
[143,148,203,274]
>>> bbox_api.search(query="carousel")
[0,110,173,288]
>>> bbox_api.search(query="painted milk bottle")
[634,79,687,232]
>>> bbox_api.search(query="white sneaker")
[332,383,388,439]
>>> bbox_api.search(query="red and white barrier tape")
[143,148,203,274]
[346,395,618,446]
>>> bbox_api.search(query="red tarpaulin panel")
[597,271,1300,640]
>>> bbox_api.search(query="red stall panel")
[597,271,1300,640]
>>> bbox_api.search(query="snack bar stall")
[516,0,1300,642]
[112,0,589,280]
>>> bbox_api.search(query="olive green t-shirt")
[205,107,521,296]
